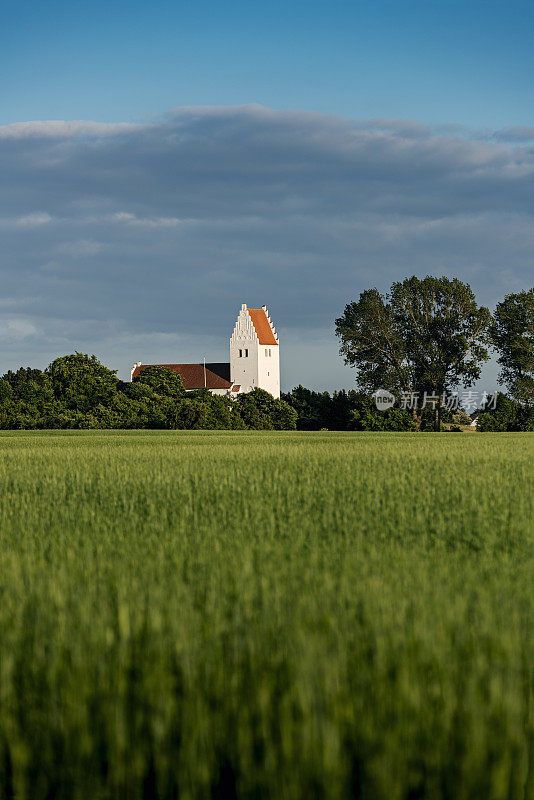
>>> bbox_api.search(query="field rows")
[0,431,532,799]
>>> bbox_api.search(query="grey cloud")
[0,105,532,386]
[0,211,54,227]
[57,239,103,257]
[493,126,534,143]
[0,120,145,140]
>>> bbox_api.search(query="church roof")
[247,308,278,345]
[132,362,232,390]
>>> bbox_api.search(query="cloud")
[0,319,38,341]
[493,126,534,143]
[108,212,191,228]
[57,239,102,257]
[0,104,533,386]
[0,120,144,140]
[0,211,53,227]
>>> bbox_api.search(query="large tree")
[46,353,118,412]
[335,276,491,430]
[490,289,534,405]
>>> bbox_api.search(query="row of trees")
[0,277,530,433]
[335,277,534,431]
[281,386,534,432]
[281,386,475,431]
[0,353,470,433]
[0,357,298,430]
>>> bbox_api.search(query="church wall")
[229,303,280,397]
[257,344,280,398]
[230,338,259,393]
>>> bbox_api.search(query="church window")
[244,349,248,357]
[239,349,242,357]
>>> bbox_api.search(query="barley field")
[0,430,532,800]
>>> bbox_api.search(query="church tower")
[230,304,280,397]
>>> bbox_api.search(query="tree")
[349,392,416,431]
[283,387,416,431]
[0,368,56,428]
[45,353,118,412]
[281,386,331,430]
[477,392,534,432]
[171,391,245,430]
[236,388,297,430]
[491,289,534,405]
[132,366,185,399]
[335,276,491,430]
[2,368,53,405]
[0,380,12,403]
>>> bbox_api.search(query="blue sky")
[1,1,533,390]
[3,0,533,129]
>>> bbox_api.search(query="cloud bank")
[1,105,533,387]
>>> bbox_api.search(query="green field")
[0,431,532,799]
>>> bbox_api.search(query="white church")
[131,304,280,398]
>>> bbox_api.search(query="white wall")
[230,304,280,397]
[230,339,259,393]
[230,305,259,392]
[257,343,280,398]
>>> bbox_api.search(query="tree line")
[0,359,298,430]
[0,276,531,432]
[334,277,534,432]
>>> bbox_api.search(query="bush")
[283,387,415,431]
[237,389,298,430]
[477,392,534,431]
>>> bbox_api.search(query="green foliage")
[45,352,118,412]
[170,391,245,430]
[282,385,332,429]
[120,380,155,400]
[0,357,289,430]
[0,368,55,428]
[335,276,491,430]
[477,392,534,432]
[452,409,471,426]
[0,431,532,799]
[350,395,416,431]
[336,287,406,394]
[132,365,186,398]
[236,388,298,430]
[2,367,54,406]
[391,275,491,394]
[283,386,415,431]
[0,379,12,402]
[491,288,534,405]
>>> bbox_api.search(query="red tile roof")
[132,363,232,389]
[248,308,278,345]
